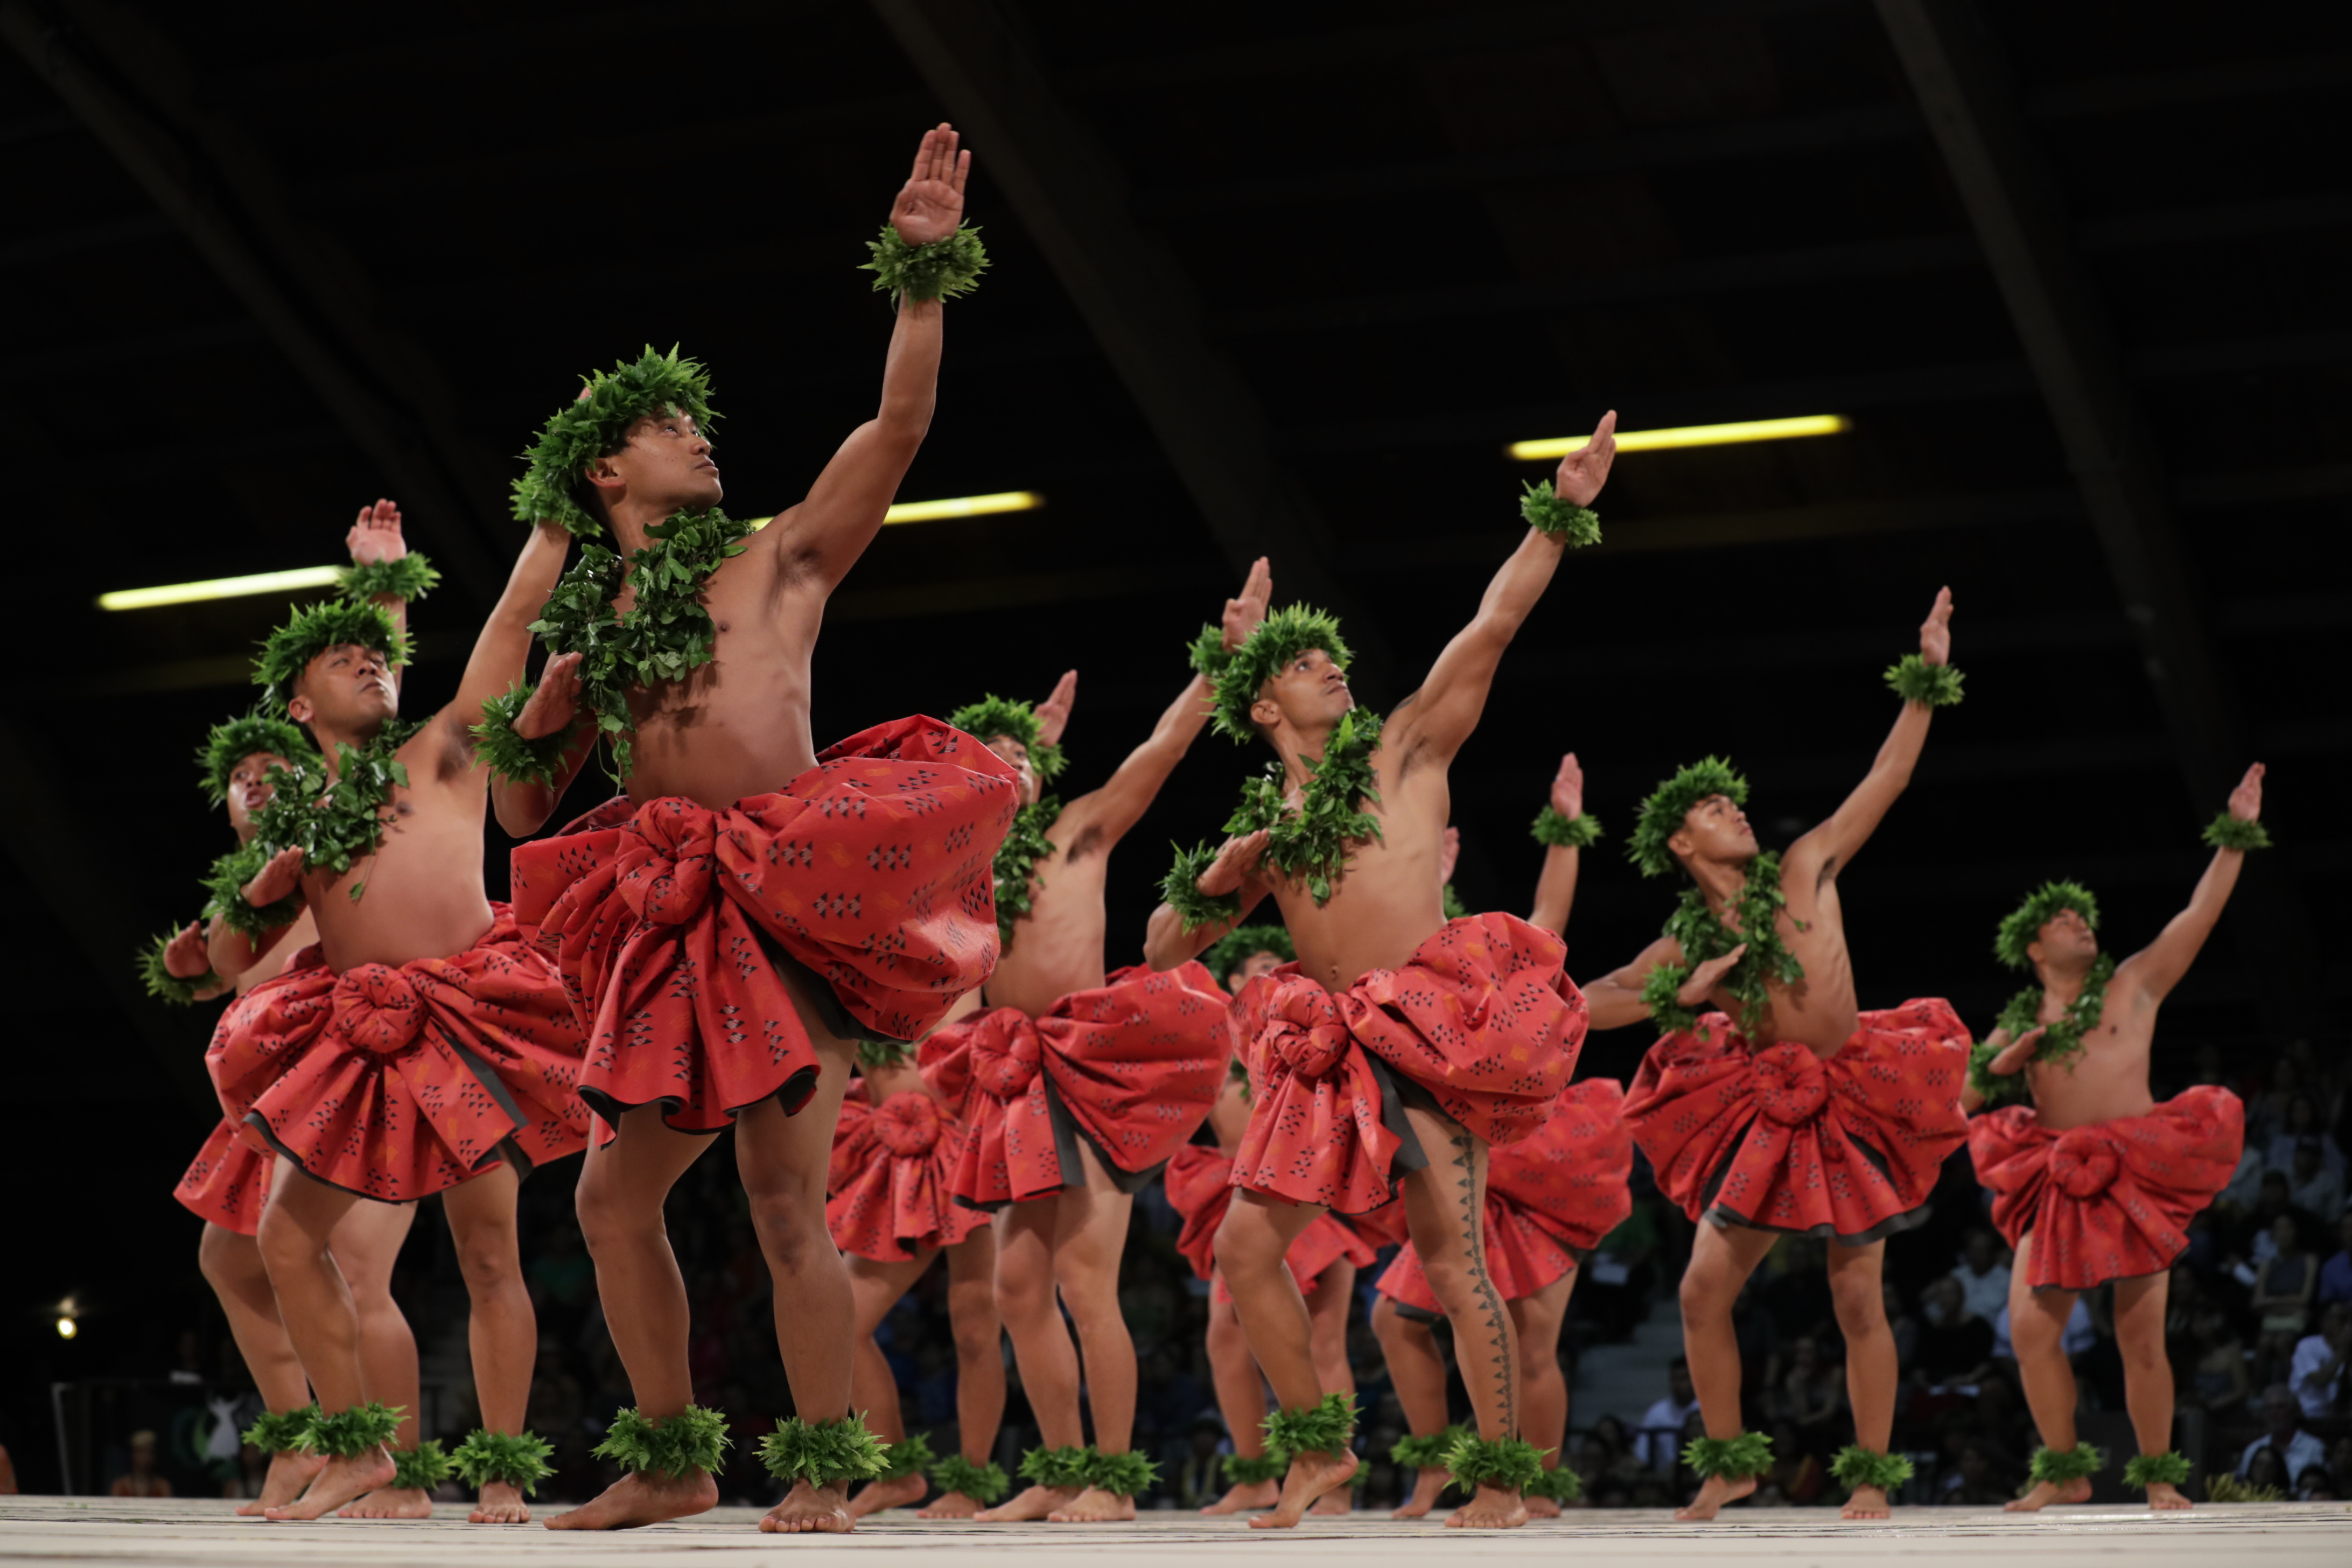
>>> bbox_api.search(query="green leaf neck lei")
[992,799,1060,949]
[1973,955,2116,1108]
[1643,851,1805,1039]
[1227,710,1385,907]
[236,718,428,920]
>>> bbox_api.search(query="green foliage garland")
[1201,604,1353,745]
[1531,806,1602,848]
[340,554,440,605]
[1829,1445,1914,1493]
[198,713,316,805]
[1082,1447,1160,1498]
[759,1414,888,1487]
[1968,1040,2022,1109]
[1223,1452,1287,1486]
[202,841,304,941]
[391,1441,454,1492]
[470,684,579,791]
[1443,882,1469,920]
[2204,1473,2280,1503]
[1994,880,2101,971]
[1980,955,2117,1103]
[1163,842,1241,933]
[1683,1431,1773,1480]
[2203,811,2271,851]
[860,223,989,302]
[513,345,720,538]
[2027,1443,2103,1483]
[254,599,411,712]
[1262,1392,1355,1457]
[246,719,427,906]
[991,799,1060,948]
[1643,852,1804,1039]
[241,1405,317,1455]
[1628,757,1748,879]
[1018,1444,1092,1489]
[2123,1451,2192,1489]
[1222,709,1385,905]
[1885,653,1964,708]
[1518,479,1603,547]
[592,1404,732,1479]
[877,1431,935,1482]
[139,932,221,1005]
[1441,1433,1546,1492]
[857,1039,917,1070]
[929,1454,1010,1504]
[1186,623,1230,681]
[1201,923,1294,984]
[450,1429,556,1493]
[1523,1465,1584,1502]
[1390,1426,1465,1471]
[947,696,1066,781]
[302,1402,402,1458]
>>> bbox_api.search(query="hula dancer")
[205,503,585,1523]
[920,561,1269,1522]
[1965,766,2263,1512]
[1376,755,1622,1522]
[1583,590,1971,1522]
[1157,421,1617,1528]
[486,128,1017,1534]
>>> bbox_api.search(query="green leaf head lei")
[1628,756,1748,880]
[252,599,411,716]
[1201,924,1294,985]
[1196,603,1353,745]
[513,345,720,540]
[1994,880,2100,971]
[947,695,1067,782]
[197,713,317,806]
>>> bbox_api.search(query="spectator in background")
[2287,1139,2344,1226]
[1949,1230,2011,1325]
[2290,1301,2350,1419]
[2253,1215,2318,1367]
[2268,1094,2344,1180]
[1912,1277,1996,1388]
[2319,1212,2352,1311]
[1634,1359,1698,1473]
[109,1432,171,1499]
[2243,1445,2291,1497]
[2246,1058,2307,1150]
[2182,1306,2252,1419]
[2237,1384,2325,1482]
[1774,1336,1846,1452]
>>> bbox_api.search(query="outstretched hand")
[346,498,407,566]
[1198,830,1270,897]
[1035,669,1077,747]
[515,652,585,741]
[164,921,212,980]
[890,123,971,247]
[2227,762,2265,823]
[1550,752,1585,820]
[1221,557,1272,652]
[1676,943,1746,1009]
[1552,410,1619,508]
[244,846,306,909]
[1920,586,1954,666]
[1990,1026,2046,1076]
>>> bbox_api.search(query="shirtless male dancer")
[487,127,1018,1536]
[207,507,589,1524]
[1581,590,1972,1522]
[1966,766,2263,1510]
[1160,417,1618,1529]
[921,561,1268,1523]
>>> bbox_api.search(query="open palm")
[890,123,971,246]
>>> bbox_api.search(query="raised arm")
[445,523,574,757]
[2115,764,2265,1003]
[1143,830,1273,971]
[762,126,969,592]
[1391,414,1615,761]
[1529,752,1586,938]
[1784,587,1952,887]
[346,499,414,694]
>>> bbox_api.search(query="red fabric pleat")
[826,1082,989,1262]
[175,1119,273,1236]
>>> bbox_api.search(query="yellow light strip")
[97,565,344,611]
[746,489,1046,530]
[1508,414,1850,460]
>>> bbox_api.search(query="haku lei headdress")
[1187,603,1353,745]
[512,345,721,540]
[947,696,1067,782]
[197,713,317,804]
[1628,757,1747,879]
[253,599,410,713]
[1201,923,1294,982]
[1993,880,2100,971]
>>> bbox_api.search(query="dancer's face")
[984,734,1040,804]
[2029,906,2099,968]
[586,410,722,517]
[289,643,397,738]
[225,751,290,837]
[1249,646,1353,740]
[1668,794,1758,869]
[1230,948,1285,988]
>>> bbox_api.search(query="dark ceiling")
[2,0,2343,1171]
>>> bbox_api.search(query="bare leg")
[1825,1238,1897,1520]
[440,1164,537,1524]
[845,1251,933,1518]
[920,1231,1007,1518]
[200,1223,326,1514]
[1509,1271,1573,1518]
[1048,1142,1140,1523]
[1200,1287,1279,1514]
[1373,1295,1455,1517]
[978,1196,1083,1521]
[1675,1219,1779,1521]
[330,1199,429,1520]
[545,1109,714,1531]
[1216,1189,1354,1528]
[2004,1233,2091,1512]
[255,1170,394,1520]
[2113,1271,2188,1510]
[1305,1262,1359,1516]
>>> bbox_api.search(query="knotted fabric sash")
[826,1082,986,1261]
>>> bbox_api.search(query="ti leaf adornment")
[992,799,1060,949]
[1223,709,1385,907]
[246,719,427,908]
[860,223,989,302]
[1645,851,1804,1039]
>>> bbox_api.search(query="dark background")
[1,0,2341,1497]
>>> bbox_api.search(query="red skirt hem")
[1166,1144,1374,1299]
[175,1120,273,1235]
[827,1083,988,1261]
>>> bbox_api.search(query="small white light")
[57,1317,76,1339]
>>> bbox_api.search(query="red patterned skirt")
[510,717,1017,1133]
[176,1119,274,1235]
[923,963,1231,1207]
[1166,1143,1374,1298]
[1230,914,1586,1216]
[1378,1078,1633,1311]
[827,1082,988,1261]
[1625,1000,1969,1245]
[206,905,590,1202]
[1970,1086,2243,1291]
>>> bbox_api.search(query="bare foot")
[237,1451,327,1516]
[2146,1481,2192,1511]
[849,1473,928,1518]
[1250,1449,1359,1530]
[2005,1476,2091,1513]
[546,1468,718,1530]
[1840,1483,1890,1520]
[760,1479,854,1534]
[470,1480,530,1524]
[339,1484,432,1519]
[264,1450,396,1521]
[1524,1494,1562,1520]
[975,1484,1077,1521]
[1310,1488,1353,1516]
[918,1489,986,1519]
[1392,1467,1452,1519]
[1674,1472,1756,1522]
[1201,1479,1279,1514]
[1048,1486,1137,1523]
[1445,1483,1528,1529]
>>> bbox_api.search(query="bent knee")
[1212,1214,1284,1277]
